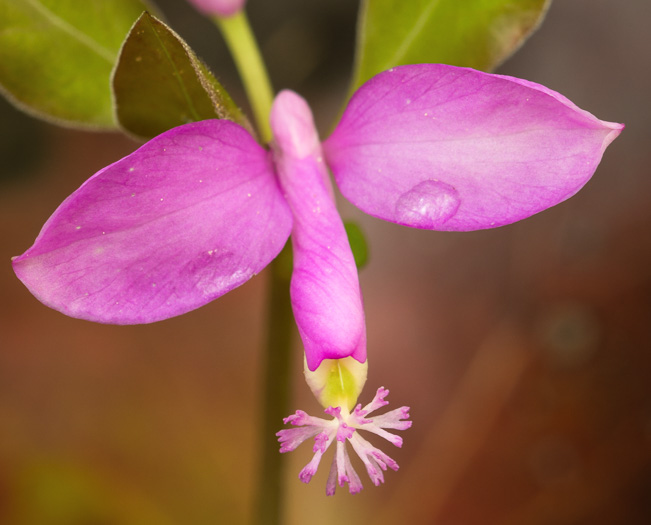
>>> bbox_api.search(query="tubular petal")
[13,120,292,323]
[271,90,366,371]
[323,64,624,232]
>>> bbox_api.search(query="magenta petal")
[323,64,623,231]
[271,91,366,371]
[13,120,292,323]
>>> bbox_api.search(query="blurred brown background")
[1,0,649,524]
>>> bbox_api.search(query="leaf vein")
[26,0,114,63]
[384,0,443,69]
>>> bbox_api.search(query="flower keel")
[271,91,367,372]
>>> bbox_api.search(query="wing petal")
[13,120,292,323]
[324,64,623,231]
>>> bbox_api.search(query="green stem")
[214,11,291,523]
[255,248,294,525]
[215,11,274,142]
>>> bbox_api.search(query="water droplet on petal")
[395,180,460,229]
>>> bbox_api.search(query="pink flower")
[12,64,622,492]
[12,64,622,372]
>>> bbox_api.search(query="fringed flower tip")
[277,387,411,495]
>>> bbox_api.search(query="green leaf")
[0,0,154,128]
[344,221,369,270]
[352,0,551,90]
[112,12,251,141]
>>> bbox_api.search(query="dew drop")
[395,180,460,229]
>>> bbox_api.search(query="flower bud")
[186,0,245,17]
